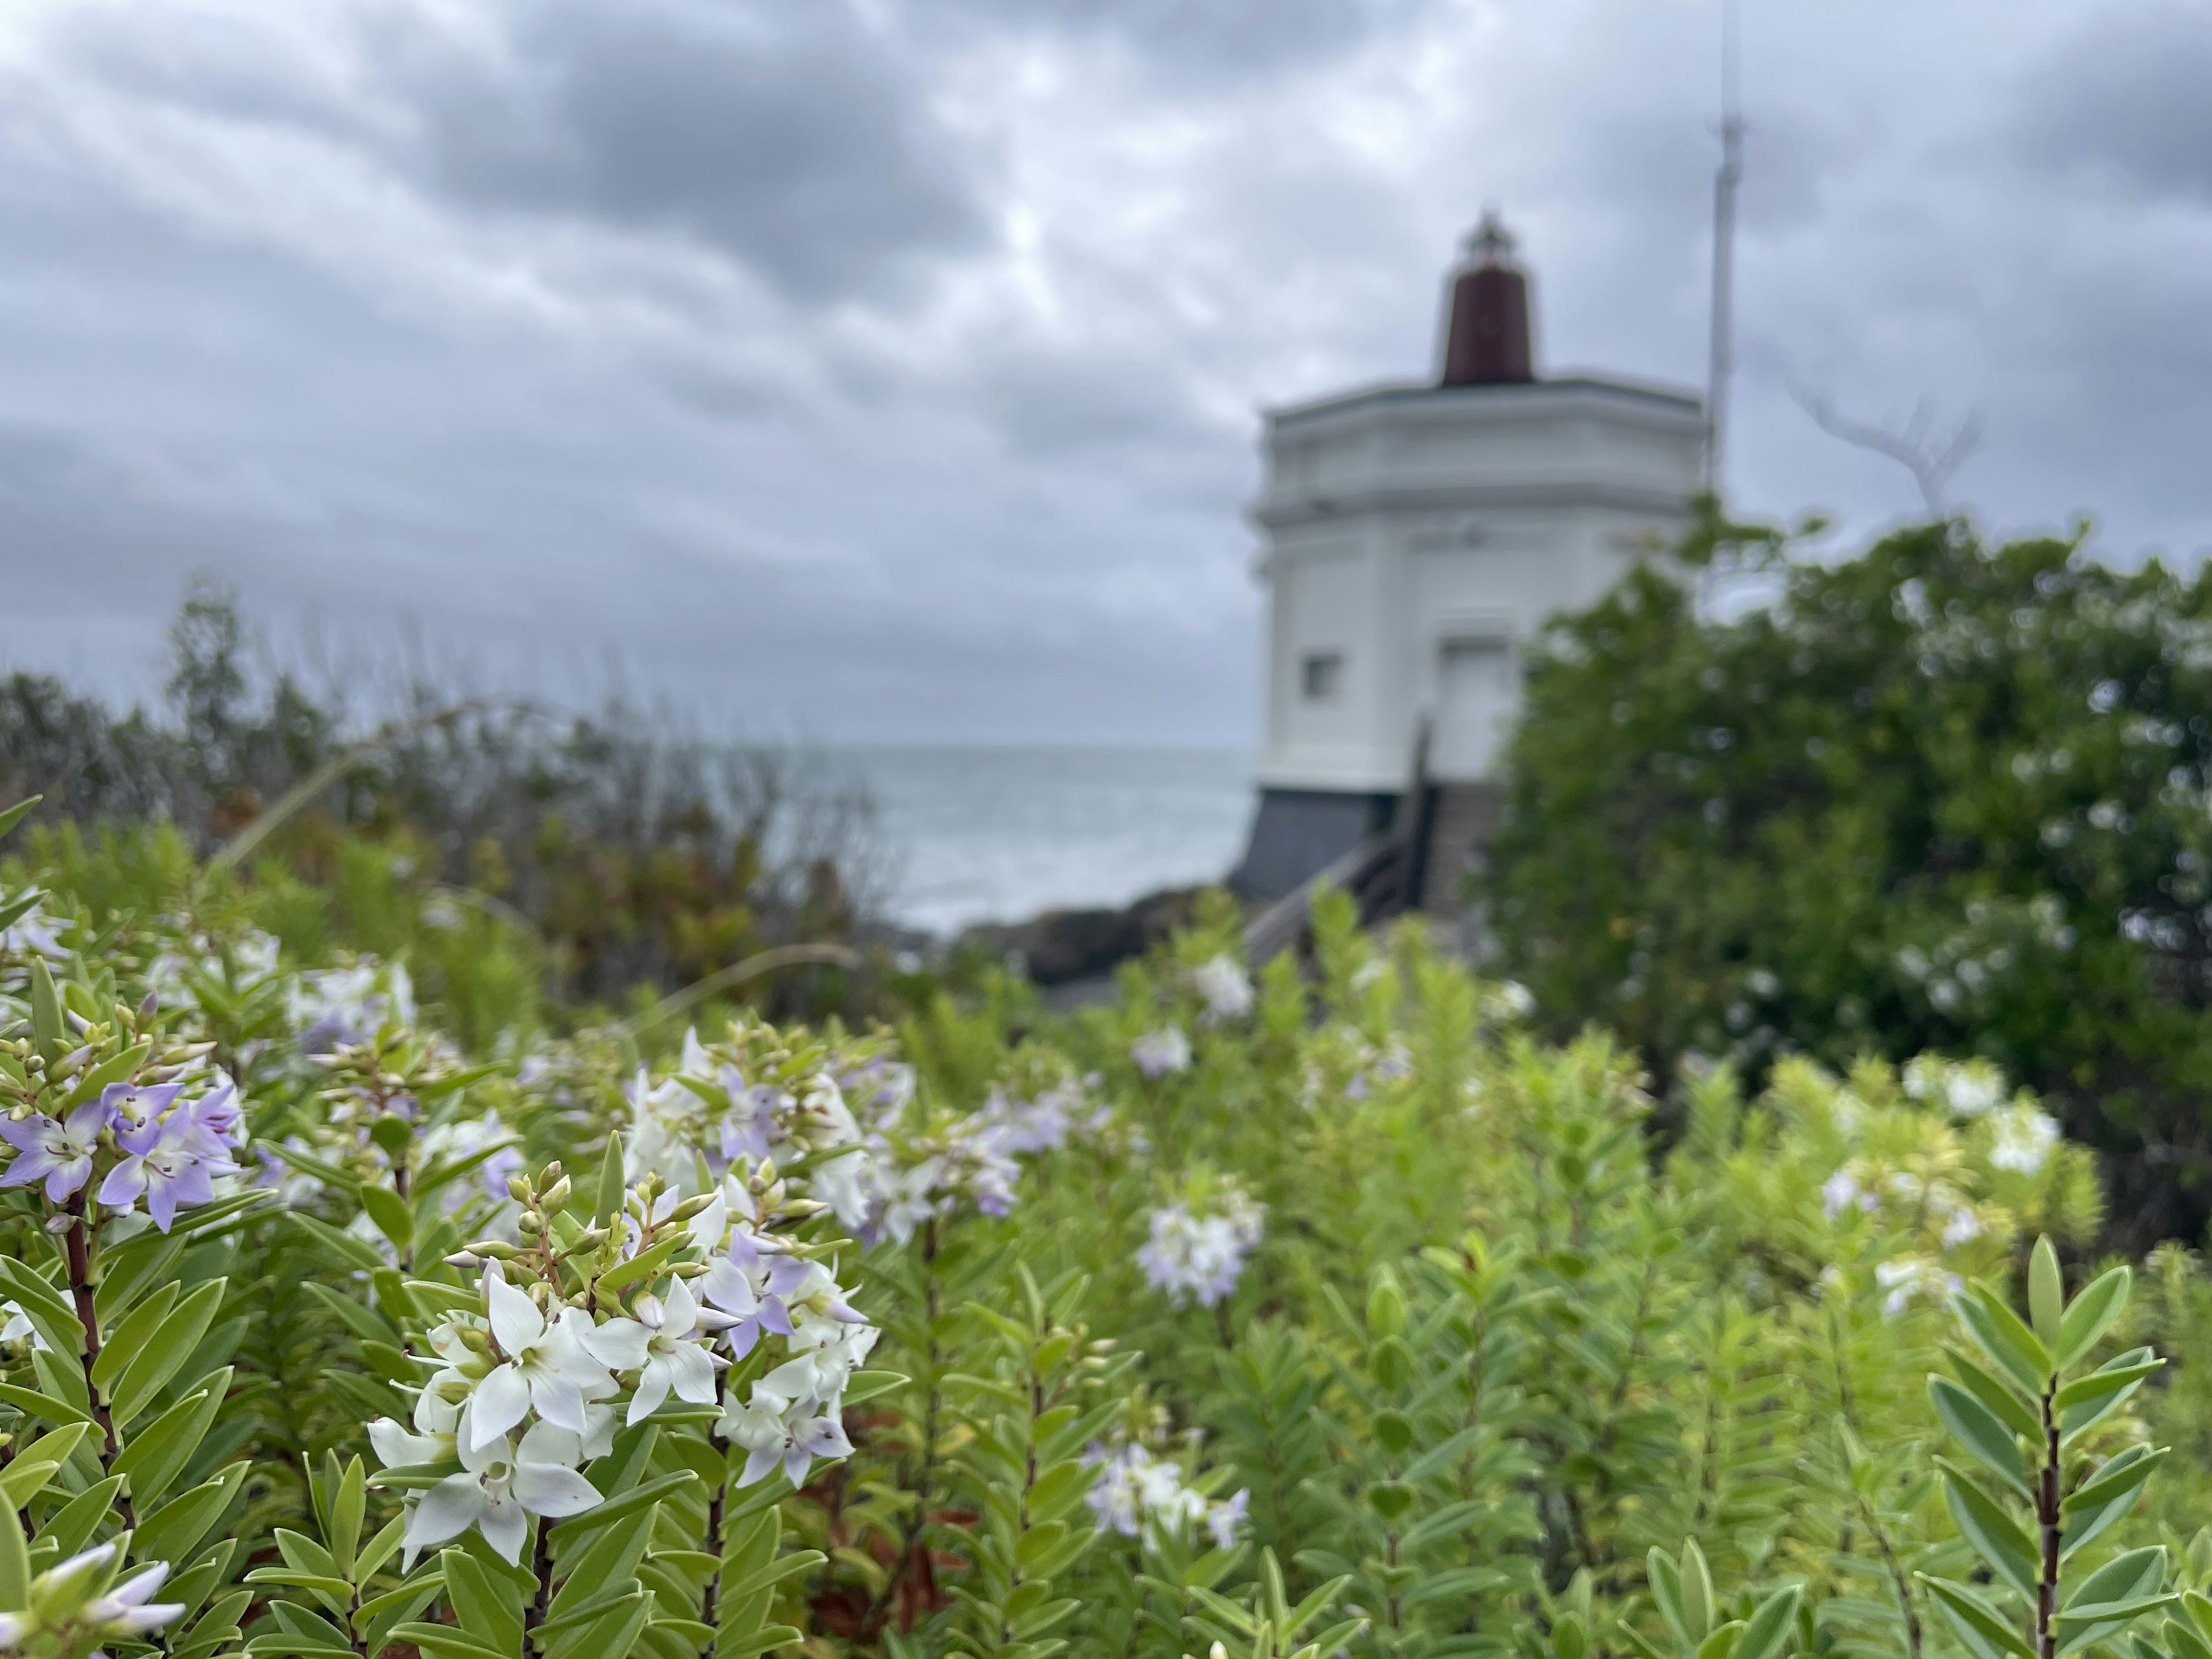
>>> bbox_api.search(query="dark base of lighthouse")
[1229,781,1509,911]
[1229,787,1403,902]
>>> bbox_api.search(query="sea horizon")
[823,743,1257,937]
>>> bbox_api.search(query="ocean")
[832,746,1256,935]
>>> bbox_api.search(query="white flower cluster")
[368,1170,876,1564]
[1085,1441,1248,1550]
[1902,1056,2008,1118]
[624,1028,874,1228]
[1988,1104,2062,1175]
[1190,955,1254,1025]
[1897,1057,2062,1176]
[1131,1027,1192,1080]
[1821,1164,1987,1248]
[1137,1185,1264,1309]
[1300,1024,1414,1109]
[289,959,416,1055]
[848,1062,1112,1247]
[1872,1256,1964,1319]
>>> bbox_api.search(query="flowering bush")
[3,799,2211,1659]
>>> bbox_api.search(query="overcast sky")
[2,0,2206,745]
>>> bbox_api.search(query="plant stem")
[63,1198,135,1527]
[528,1518,556,1640]
[2036,1381,2061,1659]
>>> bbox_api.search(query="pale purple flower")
[720,1397,854,1488]
[98,1081,187,1137]
[99,1112,237,1232]
[1207,1489,1250,1550]
[1131,1028,1191,1080]
[701,1252,808,1359]
[0,1102,109,1201]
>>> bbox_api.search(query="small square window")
[1301,650,1344,702]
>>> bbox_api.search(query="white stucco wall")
[1250,377,1705,790]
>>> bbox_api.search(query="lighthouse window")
[1301,651,1344,702]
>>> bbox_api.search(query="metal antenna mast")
[1704,0,1744,498]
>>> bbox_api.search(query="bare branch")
[1786,378,1982,517]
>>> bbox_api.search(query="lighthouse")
[1232,213,1706,908]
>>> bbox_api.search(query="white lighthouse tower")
[1232,213,1706,906]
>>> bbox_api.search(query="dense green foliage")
[2,588,885,1016]
[10,801,2212,1659]
[1486,518,2212,1245]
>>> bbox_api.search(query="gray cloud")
[381,0,997,302]
[2012,4,2212,206]
[1,0,2207,757]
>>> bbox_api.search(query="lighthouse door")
[1431,635,1515,780]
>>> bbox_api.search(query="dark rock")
[960,886,1206,985]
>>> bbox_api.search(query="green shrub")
[1486,514,2212,1245]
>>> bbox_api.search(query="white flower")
[1191,956,1254,1024]
[584,1280,728,1425]
[467,1270,608,1452]
[405,1420,604,1564]
[1820,1169,1861,1220]
[1137,1189,1264,1308]
[86,1560,188,1639]
[1989,1105,2061,1175]
[369,1415,453,1469]
[1131,1028,1192,1079]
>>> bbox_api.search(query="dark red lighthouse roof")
[1439,209,1535,387]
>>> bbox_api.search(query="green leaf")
[1680,1539,1714,1644]
[0,1381,92,1428]
[1695,1620,1745,1659]
[1931,1377,2031,1494]
[134,1465,251,1568]
[2029,1237,2064,1347]
[2062,1446,2166,1560]
[29,959,63,1050]
[1648,1548,1688,1648]
[595,1134,625,1228]
[360,1185,415,1249]
[1921,1575,2036,1659]
[0,796,42,841]
[2055,1267,2131,1371]
[2055,1353,2163,1412]
[387,1624,512,1659]
[1940,1464,2039,1599]
[1732,1587,1801,1659]
[110,1366,231,1509]
[1960,1283,2053,1393]
[111,1279,227,1426]
[842,1370,907,1406]
[548,1469,697,1539]
[91,1281,181,1394]
[66,1041,153,1108]
[441,1546,524,1653]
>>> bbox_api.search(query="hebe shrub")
[4,801,2212,1659]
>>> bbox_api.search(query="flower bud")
[444,1251,484,1269]
[137,991,159,1024]
[507,1176,533,1204]
[540,1177,571,1215]
[668,1194,715,1222]
[541,1160,564,1184]
[468,1241,522,1261]
[517,1210,543,1236]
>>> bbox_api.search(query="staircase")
[1417,782,1505,914]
